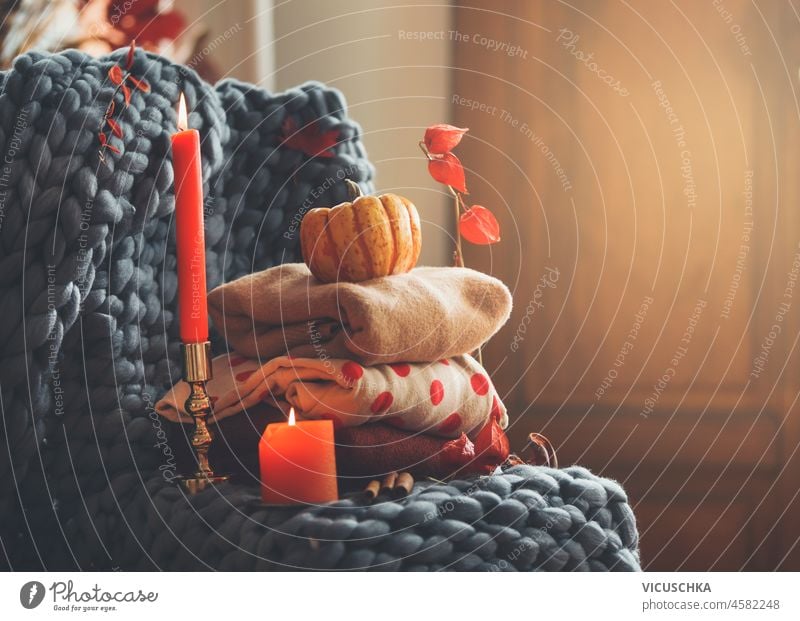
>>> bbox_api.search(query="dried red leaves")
[424,124,468,193]
[420,123,501,249]
[98,40,150,162]
[425,123,469,155]
[428,152,467,194]
[460,204,501,246]
[280,117,340,159]
[108,64,123,85]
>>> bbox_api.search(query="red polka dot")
[430,380,445,405]
[470,373,490,396]
[341,361,364,382]
[317,412,344,429]
[229,355,248,367]
[235,370,255,382]
[370,391,394,414]
[390,363,411,377]
[490,395,502,422]
[439,359,450,366]
[438,412,462,434]
[383,416,405,428]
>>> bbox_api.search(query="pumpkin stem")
[344,179,363,200]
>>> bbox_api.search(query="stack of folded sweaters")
[156,263,513,480]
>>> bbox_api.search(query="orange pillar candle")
[171,93,208,343]
[259,408,339,504]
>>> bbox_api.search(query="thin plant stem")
[450,188,464,267]
[419,140,482,364]
[419,141,464,267]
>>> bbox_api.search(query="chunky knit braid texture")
[0,49,639,571]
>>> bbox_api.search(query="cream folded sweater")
[207,263,512,365]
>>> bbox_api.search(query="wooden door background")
[452,0,800,570]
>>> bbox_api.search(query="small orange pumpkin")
[300,180,422,283]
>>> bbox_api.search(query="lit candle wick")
[177,93,188,131]
[288,407,296,426]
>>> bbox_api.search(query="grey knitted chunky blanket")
[0,48,639,571]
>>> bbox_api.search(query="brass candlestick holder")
[179,341,229,493]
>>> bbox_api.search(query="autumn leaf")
[524,432,558,467]
[126,40,136,70]
[107,118,122,138]
[464,418,510,475]
[98,132,120,154]
[281,117,339,158]
[127,75,150,93]
[427,152,468,193]
[99,41,148,158]
[441,433,476,467]
[108,65,123,85]
[424,123,469,154]
[459,205,501,245]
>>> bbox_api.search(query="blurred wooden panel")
[635,499,763,570]
[505,407,782,470]
[454,0,800,569]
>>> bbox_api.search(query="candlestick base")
[179,341,229,494]
[179,475,230,495]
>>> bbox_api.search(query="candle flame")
[288,407,296,426]
[177,93,188,131]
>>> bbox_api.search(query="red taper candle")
[172,93,208,343]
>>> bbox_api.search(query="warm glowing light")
[288,407,296,426]
[177,93,188,131]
